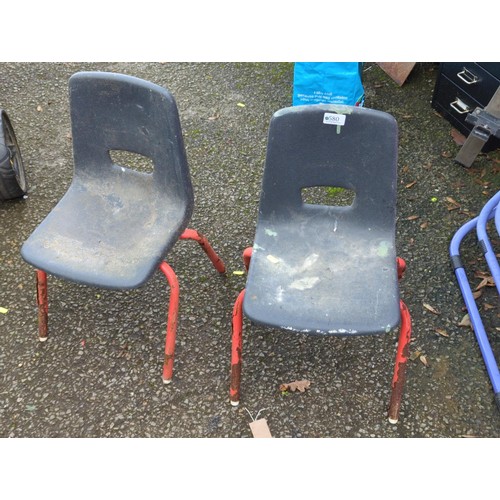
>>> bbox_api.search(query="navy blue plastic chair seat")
[22,169,189,289]
[22,72,193,289]
[244,105,400,335]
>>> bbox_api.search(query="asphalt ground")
[0,62,499,441]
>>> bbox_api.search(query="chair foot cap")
[39,337,48,342]
[162,378,172,385]
[388,417,398,425]
[230,400,240,407]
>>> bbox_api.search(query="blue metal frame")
[449,191,500,411]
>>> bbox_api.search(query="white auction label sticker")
[323,112,346,126]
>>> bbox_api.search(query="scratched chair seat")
[22,168,189,289]
[244,217,399,335]
[243,105,400,335]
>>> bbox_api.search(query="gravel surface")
[0,62,499,438]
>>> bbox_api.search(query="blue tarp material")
[292,62,365,107]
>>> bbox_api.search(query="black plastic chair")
[230,104,412,423]
[21,72,225,383]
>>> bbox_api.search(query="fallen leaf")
[472,289,482,300]
[410,350,422,361]
[420,355,429,367]
[420,221,429,229]
[458,314,472,328]
[232,270,245,276]
[237,102,246,108]
[405,180,417,189]
[0,307,8,314]
[451,128,466,145]
[435,328,449,338]
[475,276,495,290]
[423,303,440,315]
[445,196,460,207]
[279,380,311,393]
[483,303,494,310]
[441,151,452,158]
[406,215,420,221]
[474,271,491,278]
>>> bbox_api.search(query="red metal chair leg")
[180,228,226,273]
[159,261,180,384]
[230,289,246,406]
[388,299,412,424]
[242,247,253,272]
[36,270,48,342]
[397,257,407,280]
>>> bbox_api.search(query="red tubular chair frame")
[34,228,225,384]
[230,248,412,424]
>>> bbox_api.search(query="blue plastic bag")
[292,62,365,107]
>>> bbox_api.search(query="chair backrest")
[69,71,193,210]
[258,104,398,229]
[243,104,400,334]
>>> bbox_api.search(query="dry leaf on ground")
[410,350,422,361]
[420,355,429,367]
[445,196,460,206]
[435,328,449,338]
[280,380,311,393]
[458,314,472,328]
[475,275,495,290]
[451,128,466,145]
[445,196,461,211]
[423,303,440,315]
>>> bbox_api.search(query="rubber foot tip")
[39,336,48,342]
[230,400,240,407]
[388,417,398,425]
[163,378,172,385]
